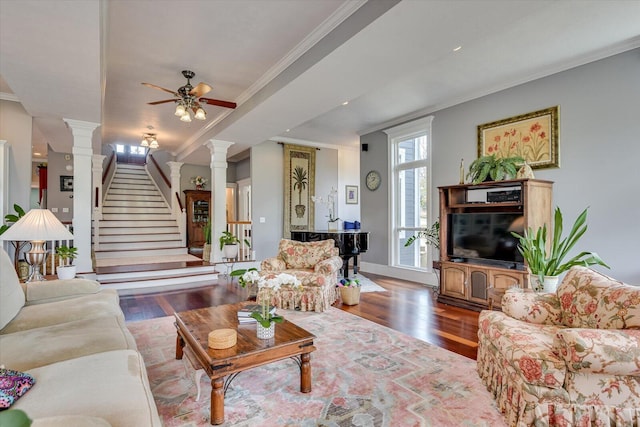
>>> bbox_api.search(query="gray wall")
[250,141,283,261]
[0,100,32,214]
[361,49,640,283]
[360,132,390,264]
[46,150,74,222]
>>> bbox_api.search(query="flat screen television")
[447,212,525,266]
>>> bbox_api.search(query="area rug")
[127,308,506,426]
[351,273,386,293]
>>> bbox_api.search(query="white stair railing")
[226,221,253,260]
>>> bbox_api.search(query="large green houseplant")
[511,206,609,292]
[467,154,524,184]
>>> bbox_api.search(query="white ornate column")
[167,161,184,219]
[204,139,234,262]
[91,154,105,219]
[0,140,8,231]
[91,154,105,250]
[64,119,100,274]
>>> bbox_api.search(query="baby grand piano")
[290,230,369,278]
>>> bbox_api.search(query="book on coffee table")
[237,304,276,318]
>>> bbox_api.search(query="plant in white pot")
[55,245,78,280]
[219,231,250,260]
[202,221,212,262]
[511,207,609,292]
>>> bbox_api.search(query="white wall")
[360,49,640,283]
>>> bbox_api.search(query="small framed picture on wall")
[345,185,358,204]
[60,175,74,192]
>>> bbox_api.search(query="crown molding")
[0,92,20,102]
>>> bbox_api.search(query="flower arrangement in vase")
[190,176,207,190]
[312,187,339,230]
[236,270,302,339]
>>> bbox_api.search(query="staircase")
[94,163,217,293]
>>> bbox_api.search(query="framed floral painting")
[477,106,559,169]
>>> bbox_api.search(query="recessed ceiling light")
[453,46,462,52]
[342,101,349,106]
[285,129,290,132]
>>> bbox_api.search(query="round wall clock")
[365,170,381,191]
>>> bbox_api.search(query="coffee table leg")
[176,333,184,360]
[300,352,312,393]
[211,377,225,425]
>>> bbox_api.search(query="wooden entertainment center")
[437,179,553,311]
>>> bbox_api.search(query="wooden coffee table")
[174,302,316,425]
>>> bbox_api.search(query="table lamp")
[0,209,74,282]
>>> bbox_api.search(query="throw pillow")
[0,368,35,409]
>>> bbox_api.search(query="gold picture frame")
[477,106,559,169]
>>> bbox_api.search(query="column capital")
[204,139,234,153]
[167,161,184,174]
[64,119,100,136]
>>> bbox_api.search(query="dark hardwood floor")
[119,272,481,359]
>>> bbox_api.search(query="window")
[384,116,434,271]
[130,146,146,156]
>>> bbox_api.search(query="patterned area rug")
[127,308,506,426]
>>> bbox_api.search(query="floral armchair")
[260,239,343,312]
[477,266,640,426]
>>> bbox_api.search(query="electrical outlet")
[51,208,58,213]
[259,217,266,223]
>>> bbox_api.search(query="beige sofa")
[0,248,161,426]
[260,238,343,312]
[477,266,640,426]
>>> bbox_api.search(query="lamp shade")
[0,209,73,241]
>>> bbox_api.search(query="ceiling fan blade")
[147,99,176,105]
[199,97,237,109]
[142,82,179,96]
[190,82,212,97]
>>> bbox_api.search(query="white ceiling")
[1,0,639,165]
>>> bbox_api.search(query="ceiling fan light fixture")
[194,107,206,120]
[180,111,192,122]
[175,103,186,117]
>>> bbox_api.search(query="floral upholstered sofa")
[478,266,640,426]
[260,238,343,312]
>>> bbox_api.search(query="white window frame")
[383,116,434,272]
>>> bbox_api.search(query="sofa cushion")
[32,415,112,427]
[278,239,336,269]
[22,278,101,304]
[479,310,566,388]
[0,368,35,409]
[554,328,640,376]
[0,315,137,371]
[502,289,563,325]
[12,350,161,427]
[0,248,25,330]
[558,266,640,329]
[0,290,122,335]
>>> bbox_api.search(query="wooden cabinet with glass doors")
[185,190,210,248]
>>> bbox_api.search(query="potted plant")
[511,207,609,292]
[0,203,28,270]
[55,245,78,280]
[202,221,212,262]
[467,154,524,184]
[219,231,250,259]
[404,220,440,250]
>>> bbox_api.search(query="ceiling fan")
[142,70,237,122]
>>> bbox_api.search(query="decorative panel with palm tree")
[283,144,315,238]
